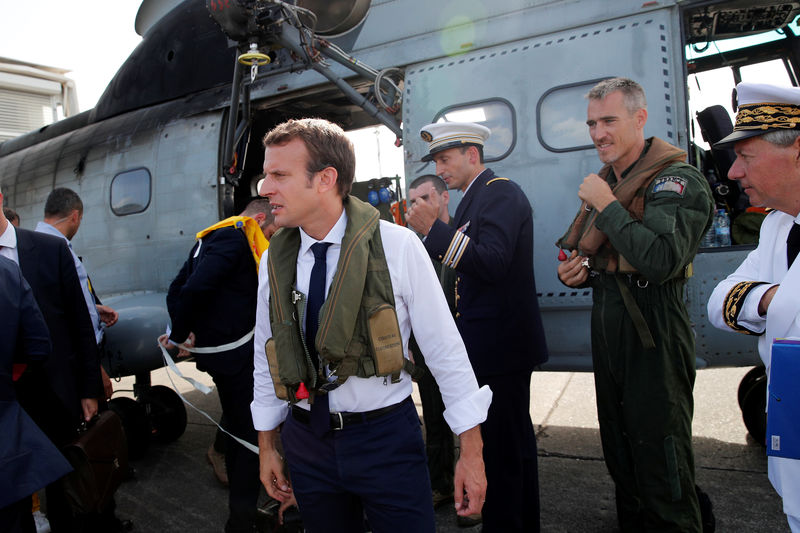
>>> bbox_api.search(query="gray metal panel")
[687,247,760,367]
[246,0,678,106]
[1,107,223,298]
[403,7,683,363]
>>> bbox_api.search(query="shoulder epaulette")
[486,177,510,186]
[723,281,768,335]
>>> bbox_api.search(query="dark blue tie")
[788,223,800,268]
[307,242,332,436]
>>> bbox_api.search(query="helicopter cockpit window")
[537,81,599,153]
[111,168,151,216]
[433,99,516,162]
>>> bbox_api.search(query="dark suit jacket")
[0,255,72,507]
[14,228,102,434]
[166,226,258,376]
[424,168,548,377]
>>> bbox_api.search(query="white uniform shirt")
[251,208,492,435]
[35,221,103,344]
[707,209,800,519]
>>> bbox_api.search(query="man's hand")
[557,249,590,287]
[258,430,293,504]
[97,304,118,327]
[158,332,195,358]
[578,173,616,213]
[179,332,195,358]
[158,333,177,350]
[453,425,486,517]
[100,366,113,401]
[758,284,780,316]
[278,493,299,525]
[81,397,98,422]
[406,194,440,236]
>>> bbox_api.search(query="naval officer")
[707,82,800,533]
[406,121,549,532]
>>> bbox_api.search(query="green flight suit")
[589,140,714,532]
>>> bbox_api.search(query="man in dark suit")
[407,122,549,532]
[0,188,103,531]
[161,199,273,533]
[0,255,73,533]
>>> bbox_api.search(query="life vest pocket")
[366,303,404,377]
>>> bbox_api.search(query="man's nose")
[727,157,744,181]
[259,176,274,197]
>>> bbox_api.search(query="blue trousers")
[280,397,435,533]
[209,360,260,533]
[478,373,540,533]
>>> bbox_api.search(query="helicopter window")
[537,80,602,153]
[111,168,151,216]
[433,99,516,162]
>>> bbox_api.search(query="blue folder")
[767,339,800,459]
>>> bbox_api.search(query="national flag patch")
[652,176,687,196]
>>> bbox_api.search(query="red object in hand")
[12,363,27,381]
[296,382,309,400]
[558,249,568,261]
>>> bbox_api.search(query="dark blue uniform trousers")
[210,362,261,533]
[478,373,540,532]
[280,396,435,533]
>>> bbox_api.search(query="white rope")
[157,331,259,455]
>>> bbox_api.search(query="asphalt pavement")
[109,364,789,532]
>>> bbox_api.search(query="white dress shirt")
[35,221,103,344]
[251,208,492,435]
[0,222,19,264]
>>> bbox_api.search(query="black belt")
[290,396,412,431]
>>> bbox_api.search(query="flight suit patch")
[652,176,687,196]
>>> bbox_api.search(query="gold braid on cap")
[722,281,768,335]
[735,102,800,131]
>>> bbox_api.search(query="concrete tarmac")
[111,364,789,532]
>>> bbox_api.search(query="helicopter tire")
[140,385,187,444]
[737,365,765,409]
[740,372,767,446]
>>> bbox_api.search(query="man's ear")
[252,212,267,224]
[317,166,339,194]
[792,135,800,164]
[634,107,648,130]
[468,145,481,165]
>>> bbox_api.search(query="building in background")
[0,57,78,142]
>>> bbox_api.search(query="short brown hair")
[409,174,447,194]
[241,198,274,225]
[44,187,83,218]
[263,118,356,197]
[587,77,647,114]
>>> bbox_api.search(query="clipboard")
[766,338,800,459]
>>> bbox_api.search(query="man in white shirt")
[252,118,491,532]
[707,82,800,533]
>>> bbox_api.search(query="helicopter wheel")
[739,371,767,446]
[109,396,151,460]
[140,385,187,444]
[737,365,765,409]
